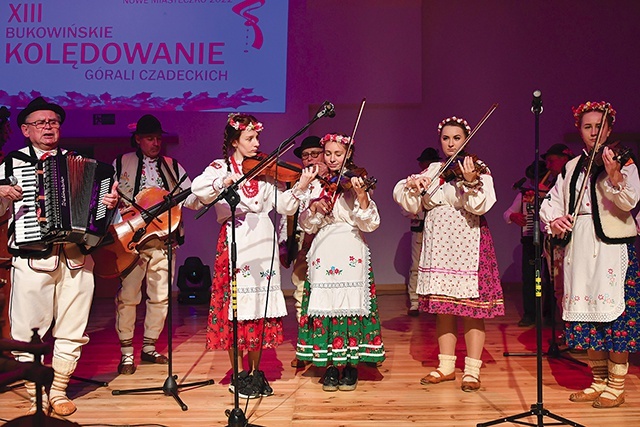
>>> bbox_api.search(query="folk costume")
[114,115,200,374]
[295,174,385,368]
[191,157,309,351]
[540,151,640,350]
[393,161,504,319]
[113,149,200,371]
[540,101,639,408]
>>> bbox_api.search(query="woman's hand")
[297,164,318,191]
[223,173,242,188]
[460,156,479,183]
[602,146,623,187]
[405,173,432,194]
[310,195,333,215]
[549,214,573,237]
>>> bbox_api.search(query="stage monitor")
[0,0,289,112]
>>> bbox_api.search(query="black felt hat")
[542,143,573,159]
[293,136,322,158]
[132,114,165,135]
[416,147,441,162]
[17,96,66,126]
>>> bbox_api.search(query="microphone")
[512,177,526,190]
[0,176,18,186]
[318,101,336,119]
[531,90,543,114]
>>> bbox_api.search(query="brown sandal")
[461,374,481,392]
[593,391,625,409]
[569,389,603,402]
[420,370,455,385]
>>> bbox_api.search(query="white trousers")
[115,239,172,342]
[10,247,94,363]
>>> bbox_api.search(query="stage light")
[177,257,211,305]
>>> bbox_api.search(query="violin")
[440,153,488,182]
[242,152,302,183]
[591,140,633,168]
[323,164,377,193]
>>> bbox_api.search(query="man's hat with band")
[293,135,322,158]
[17,96,66,126]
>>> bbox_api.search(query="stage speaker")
[177,256,211,305]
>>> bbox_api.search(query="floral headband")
[572,101,616,128]
[438,116,471,135]
[227,113,264,133]
[320,133,353,146]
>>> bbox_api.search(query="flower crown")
[438,116,471,135]
[572,101,616,128]
[320,133,353,146]
[227,113,264,133]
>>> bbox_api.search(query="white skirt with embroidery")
[306,222,372,317]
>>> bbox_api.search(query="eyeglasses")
[24,119,61,130]
[301,151,323,160]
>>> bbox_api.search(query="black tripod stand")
[112,177,214,410]
[196,101,335,427]
[503,238,585,367]
[478,91,583,427]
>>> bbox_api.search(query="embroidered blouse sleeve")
[352,197,380,232]
[458,173,496,215]
[604,163,640,212]
[393,178,423,215]
[191,161,227,204]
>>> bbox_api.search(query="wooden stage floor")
[1,288,639,427]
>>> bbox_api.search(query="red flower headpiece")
[227,113,264,132]
[572,101,616,128]
[320,133,353,146]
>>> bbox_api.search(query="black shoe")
[117,354,136,375]
[252,370,274,397]
[338,365,358,391]
[407,309,419,317]
[322,366,339,392]
[229,371,260,399]
[140,350,168,364]
[517,316,535,327]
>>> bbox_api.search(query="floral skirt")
[296,270,385,367]
[205,224,284,352]
[419,216,505,319]
[565,243,639,353]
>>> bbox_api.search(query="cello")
[92,187,192,278]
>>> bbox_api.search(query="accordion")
[13,153,116,248]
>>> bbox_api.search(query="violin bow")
[423,103,499,197]
[329,98,366,207]
[568,104,610,225]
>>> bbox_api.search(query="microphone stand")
[196,102,335,427]
[479,91,583,427]
[112,174,215,410]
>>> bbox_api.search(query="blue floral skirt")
[565,243,639,353]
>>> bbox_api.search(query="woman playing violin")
[295,133,385,392]
[191,113,317,399]
[393,116,504,393]
[540,101,640,408]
